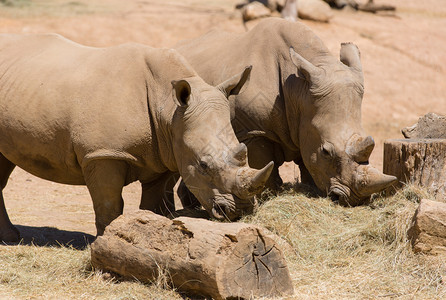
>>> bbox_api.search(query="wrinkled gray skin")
[0,33,273,242]
[176,18,397,206]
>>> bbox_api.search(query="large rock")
[402,113,446,139]
[408,199,446,255]
[91,210,294,299]
[383,139,446,200]
[237,0,287,12]
[299,0,333,22]
[242,1,272,21]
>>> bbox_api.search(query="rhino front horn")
[250,161,274,190]
[355,165,398,197]
[236,161,274,198]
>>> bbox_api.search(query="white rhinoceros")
[0,33,274,242]
[175,18,397,206]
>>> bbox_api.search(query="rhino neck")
[279,48,333,157]
[143,48,199,173]
[146,88,179,173]
[280,57,308,154]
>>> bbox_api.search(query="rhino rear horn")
[346,135,375,163]
[289,47,323,84]
[217,65,252,97]
[230,143,248,165]
[340,43,363,82]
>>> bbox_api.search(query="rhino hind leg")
[83,160,127,236]
[139,172,177,217]
[0,154,20,243]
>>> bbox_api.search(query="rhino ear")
[340,42,362,71]
[171,80,191,107]
[217,65,252,98]
[289,47,322,84]
[340,42,364,83]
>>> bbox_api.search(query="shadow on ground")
[9,225,95,249]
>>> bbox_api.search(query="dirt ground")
[0,0,445,243]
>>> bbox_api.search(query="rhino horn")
[236,161,274,197]
[340,43,363,82]
[355,165,398,197]
[346,135,375,163]
[231,143,248,164]
[289,47,323,84]
[250,161,274,190]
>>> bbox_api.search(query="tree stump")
[383,139,446,200]
[90,210,294,299]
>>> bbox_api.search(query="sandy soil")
[0,0,445,244]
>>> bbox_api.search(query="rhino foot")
[0,225,20,243]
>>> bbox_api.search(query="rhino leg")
[294,158,316,187]
[139,172,177,217]
[83,160,127,236]
[177,179,200,209]
[246,138,282,191]
[0,154,20,243]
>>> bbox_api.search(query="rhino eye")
[199,161,209,171]
[321,143,334,157]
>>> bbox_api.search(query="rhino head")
[170,66,274,220]
[289,44,397,206]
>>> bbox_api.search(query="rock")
[242,1,272,21]
[402,113,446,139]
[91,210,294,299]
[408,199,446,255]
[298,0,333,22]
[357,0,396,13]
[323,0,349,9]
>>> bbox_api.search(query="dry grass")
[244,184,446,299]
[0,244,182,299]
[1,184,445,299]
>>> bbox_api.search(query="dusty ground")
[0,0,445,243]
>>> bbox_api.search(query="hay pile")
[244,184,446,299]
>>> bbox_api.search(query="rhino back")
[0,34,159,184]
[177,18,331,158]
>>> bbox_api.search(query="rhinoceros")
[175,18,397,206]
[0,33,274,242]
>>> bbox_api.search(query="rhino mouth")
[328,184,366,207]
[211,194,256,221]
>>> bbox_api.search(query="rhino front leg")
[177,179,200,209]
[83,160,127,236]
[294,158,316,187]
[0,154,20,243]
[140,172,178,217]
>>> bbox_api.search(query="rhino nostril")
[328,187,350,205]
[328,190,340,202]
